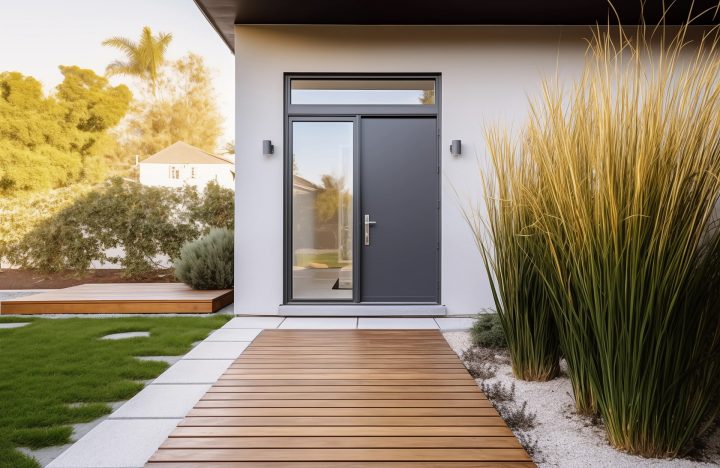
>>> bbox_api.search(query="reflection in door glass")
[292,122,353,300]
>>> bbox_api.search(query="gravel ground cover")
[443,331,720,468]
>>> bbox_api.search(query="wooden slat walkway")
[0,283,233,314]
[147,329,534,467]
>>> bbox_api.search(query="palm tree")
[103,26,172,96]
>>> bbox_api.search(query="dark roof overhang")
[193,0,720,52]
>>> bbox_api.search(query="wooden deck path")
[0,283,233,314]
[147,329,534,467]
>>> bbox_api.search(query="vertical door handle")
[364,214,376,246]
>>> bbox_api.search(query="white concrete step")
[277,304,447,316]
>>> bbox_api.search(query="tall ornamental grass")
[464,131,561,382]
[490,21,720,457]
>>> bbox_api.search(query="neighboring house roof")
[193,0,720,53]
[293,175,319,193]
[139,141,233,165]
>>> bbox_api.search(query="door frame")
[282,73,442,305]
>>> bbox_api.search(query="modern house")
[138,141,234,190]
[193,0,720,316]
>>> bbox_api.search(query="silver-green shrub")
[174,228,233,290]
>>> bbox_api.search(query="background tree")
[315,174,351,223]
[221,140,235,155]
[118,53,223,160]
[103,26,172,96]
[0,68,131,193]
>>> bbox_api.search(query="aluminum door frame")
[283,73,441,305]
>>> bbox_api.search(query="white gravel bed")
[443,331,720,468]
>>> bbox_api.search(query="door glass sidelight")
[291,121,354,300]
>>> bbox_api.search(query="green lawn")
[294,251,349,268]
[0,315,229,468]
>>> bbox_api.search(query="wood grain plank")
[168,426,515,437]
[178,416,509,427]
[205,385,479,392]
[147,462,537,467]
[228,363,466,369]
[218,372,471,378]
[148,329,533,467]
[159,436,521,449]
[194,399,494,408]
[212,379,476,386]
[148,448,531,462]
[187,407,500,417]
[200,392,487,400]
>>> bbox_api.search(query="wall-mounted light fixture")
[450,140,462,157]
[262,140,274,155]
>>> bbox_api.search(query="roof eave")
[193,0,234,51]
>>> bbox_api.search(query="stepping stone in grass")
[0,322,30,329]
[101,331,150,340]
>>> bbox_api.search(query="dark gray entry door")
[360,117,440,303]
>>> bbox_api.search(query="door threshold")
[278,304,447,317]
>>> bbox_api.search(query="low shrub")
[174,228,233,290]
[480,380,538,430]
[461,348,499,380]
[9,178,234,278]
[0,184,91,268]
[516,432,540,459]
[499,400,537,431]
[469,314,507,349]
[189,180,234,231]
[480,380,516,403]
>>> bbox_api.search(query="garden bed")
[444,331,720,467]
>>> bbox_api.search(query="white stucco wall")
[234,25,591,315]
[139,163,234,190]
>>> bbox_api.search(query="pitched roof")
[293,175,319,192]
[139,141,233,165]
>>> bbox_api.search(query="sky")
[0,0,235,146]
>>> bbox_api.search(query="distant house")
[138,141,234,190]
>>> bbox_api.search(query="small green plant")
[469,314,507,349]
[461,347,499,380]
[174,228,233,290]
[499,400,537,431]
[480,379,538,431]
[516,431,541,459]
[480,380,516,403]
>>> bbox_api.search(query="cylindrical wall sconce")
[262,140,274,155]
[450,140,462,157]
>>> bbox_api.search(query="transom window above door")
[290,79,435,105]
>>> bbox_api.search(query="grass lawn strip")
[0,315,229,468]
